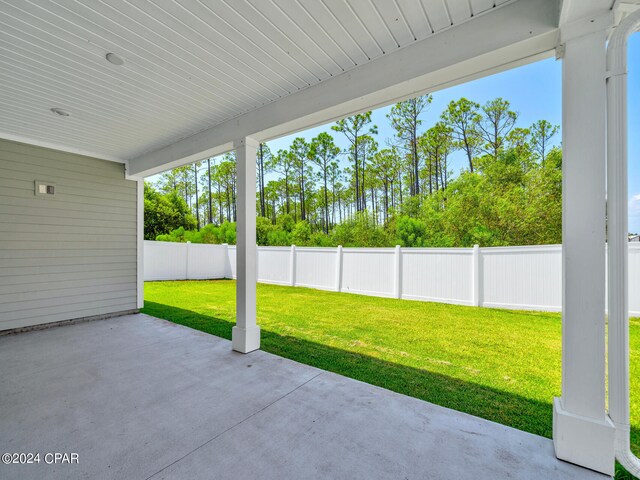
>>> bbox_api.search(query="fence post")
[185,241,191,280]
[335,245,343,292]
[394,245,402,299]
[222,243,229,278]
[290,244,296,287]
[472,244,481,306]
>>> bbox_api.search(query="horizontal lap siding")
[0,139,137,330]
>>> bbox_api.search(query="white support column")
[552,27,615,476]
[125,174,145,309]
[135,178,144,309]
[232,137,260,353]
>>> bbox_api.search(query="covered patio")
[0,314,605,479]
[1,0,639,477]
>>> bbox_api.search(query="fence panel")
[227,246,237,279]
[257,247,291,285]
[341,248,395,297]
[630,244,640,316]
[401,248,474,305]
[187,243,228,280]
[144,241,188,281]
[295,247,337,290]
[481,245,562,311]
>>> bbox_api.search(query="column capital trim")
[233,137,260,149]
[559,10,614,45]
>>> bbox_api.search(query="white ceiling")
[0,0,513,162]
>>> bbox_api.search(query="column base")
[232,325,260,353]
[553,397,615,475]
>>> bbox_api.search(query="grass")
[142,279,640,478]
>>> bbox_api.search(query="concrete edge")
[0,309,140,337]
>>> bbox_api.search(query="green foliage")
[267,229,290,246]
[530,119,560,162]
[217,222,236,244]
[156,226,197,243]
[276,213,295,233]
[256,216,274,246]
[147,95,562,249]
[309,232,335,247]
[144,183,196,240]
[291,220,312,245]
[151,145,562,249]
[156,221,236,244]
[331,212,392,247]
[440,98,482,172]
[199,224,220,244]
[396,216,428,247]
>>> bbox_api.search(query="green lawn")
[143,279,639,477]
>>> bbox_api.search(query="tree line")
[144,95,561,248]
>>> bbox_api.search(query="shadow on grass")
[142,300,640,478]
[143,301,553,434]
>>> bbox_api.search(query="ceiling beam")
[129,0,560,177]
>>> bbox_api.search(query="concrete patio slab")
[0,314,609,479]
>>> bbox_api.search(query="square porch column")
[124,174,145,310]
[232,137,260,353]
[552,27,615,475]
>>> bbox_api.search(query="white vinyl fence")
[144,241,640,315]
[144,241,229,281]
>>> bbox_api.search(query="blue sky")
[153,35,640,233]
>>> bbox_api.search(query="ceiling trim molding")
[0,131,126,164]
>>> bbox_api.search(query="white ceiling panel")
[421,0,452,32]
[369,0,416,47]
[322,1,384,60]
[0,0,512,162]
[444,0,472,24]
[470,0,496,17]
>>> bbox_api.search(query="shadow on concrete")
[142,301,640,474]
[142,301,557,435]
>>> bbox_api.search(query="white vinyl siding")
[0,139,137,330]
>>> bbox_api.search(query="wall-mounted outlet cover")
[35,180,56,197]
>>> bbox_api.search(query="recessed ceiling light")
[50,108,70,117]
[105,53,124,66]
